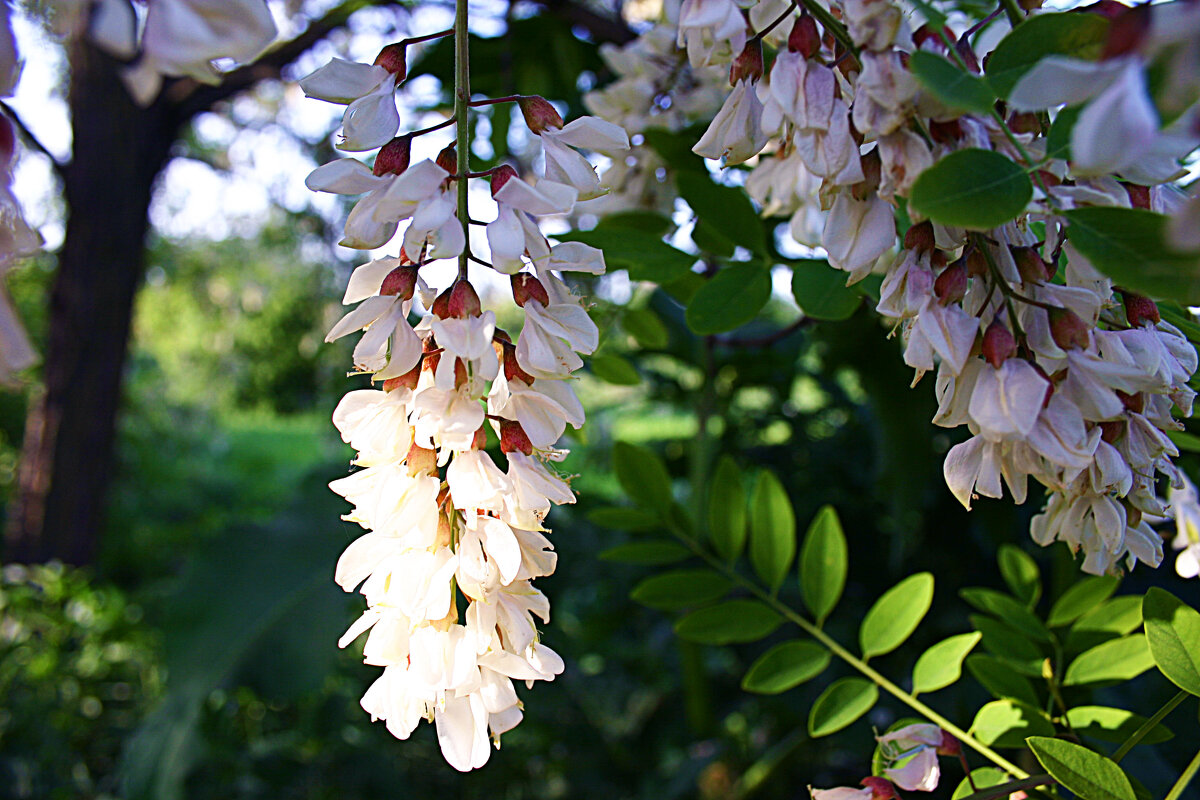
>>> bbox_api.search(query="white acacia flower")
[757,52,836,134]
[1170,477,1200,578]
[300,58,400,152]
[677,0,747,67]
[539,117,630,201]
[693,79,769,165]
[823,193,896,282]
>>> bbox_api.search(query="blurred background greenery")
[1,3,1199,799]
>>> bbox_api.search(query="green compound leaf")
[674,599,782,644]
[961,588,1052,643]
[677,171,767,256]
[1066,595,1143,655]
[556,228,696,284]
[985,11,1110,98]
[912,631,982,695]
[808,677,879,737]
[966,655,1039,706]
[1143,587,1200,696]
[749,470,796,592]
[741,640,831,695]
[908,149,1032,230]
[1065,207,1200,303]
[1063,634,1155,687]
[997,544,1041,607]
[685,263,773,335]
[970,699,1054,747]
[590,353,640,385]
[790,259,861,321]
[599,540,691,566]
[1064,706,1173,745]
[860,573,935,658]
[631,569,732,611]
[708,455,747,562]
[612,441,672,513]
[587,506,661,531]
[909,50,996,114]
[1026,737,1136,800]
[952,768,1008,800]
[1047,575,1119,627]
[799,505,848,625]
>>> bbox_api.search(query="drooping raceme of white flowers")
[587,0,1200,577]
[302,41,627,769]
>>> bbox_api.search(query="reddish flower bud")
[1008,112,1041,135]
[1049,307,1091,350]
[373,135,412,177]
[1100,419,1124,444]
[471,424,488,450]
[983,318,1018,367]
[929,119,963,144]
[1124,182,1151,209]
[851,148,882,200]
[499,419,534,455]
[407,441,438,476]
[502,343,535,385]
[912,24,955,52]
[449,279,482,318]
[934,262,968,305]
[431,286,452,319]
[965,249,989,278]
[903,221,936,253]
[423,335,441,373]
[788,13,821,58]
[1013,246,1052,283]
[937,730,962,757]
[517,96,564,134]
[380,265,419,299]
[383,361,422,392]
[1102,3,1151,59]
[860,777,898,800]
[436,143,458,175]
[729,38,764,85]
[490,164,518,197]
[0,117,14,170]
[955,36,981,73]
[1117,390,1145,414]
[374,42,408,81]
[1123,292,1160,327]
[511,273,549,308]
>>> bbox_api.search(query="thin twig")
[0,100,65,177]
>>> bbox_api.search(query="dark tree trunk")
[4,42,178,565]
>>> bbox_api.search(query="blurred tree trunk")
[4,42,178,565]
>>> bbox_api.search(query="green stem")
[1111,690,1189,764]
[798,0,858,61]
[453,0,470,282]
[671,527,1030,779]
[1166,745,1200,800]
[999,0,1025,29]
[955,775,1054,800]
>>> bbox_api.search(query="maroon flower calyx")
[860,777,898,800]
[502,343,535,385]
[407,442,438,476]
[383,361,422,393]
[730,38,764,85]
[1101,3,1151,59]
[0,117,14,170]
[380,265,419,299]
[934,262,968,305]
[436,143,458,176]
[511,273,550,308]
[471,424,488,451]
[374,42,408,82]
[788,13,821,58]
[1124,182,1151,209]
[936,730,962,757]
[982,318,1018,367]
[491,164,519,197]
[1049,307,1091,350]
[1117,389,1145,415]
[1012,246,1053,284]
[448,279,482,318]
[431,286,452,319]
[499,419,534,455]
[517,96,564,135]
[1123,292,1160,327]
[373,135,412,176]
[1100,419,1124,444]
[912,24,955,53]
[903,221,936,254]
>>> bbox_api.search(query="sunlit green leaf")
[808,678,879,737]
[742,640,831,695]
[970,699,1054,747]
[1064,635,1154,686]
[1026,737,1136,800]
[749,470,795,592]
[1064,706,1173,745]
[859,573,934,658]
[1047,576,1120,627]
[685,263,773,335]
[1143,587,1200,696]
[799,505,847,625]
[912,632,981,695]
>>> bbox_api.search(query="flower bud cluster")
[301,44,626,768]
[646,0,1200,576]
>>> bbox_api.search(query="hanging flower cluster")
[302,36,628,770]
[633,0,1200,576]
